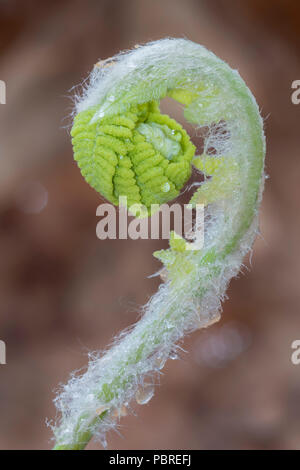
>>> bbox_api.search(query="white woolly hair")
[52,38,265,449]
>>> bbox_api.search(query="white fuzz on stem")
[52,38,265,450]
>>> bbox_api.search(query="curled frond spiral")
[72,101,195,215]
[53,38,265,450]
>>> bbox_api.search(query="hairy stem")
[53,39,265,450]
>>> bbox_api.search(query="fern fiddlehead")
[52,38,265,450]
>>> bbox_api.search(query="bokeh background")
[0,0,299,450]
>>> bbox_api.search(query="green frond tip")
[71,101,196,215]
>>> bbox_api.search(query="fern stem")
[53,38,265,450]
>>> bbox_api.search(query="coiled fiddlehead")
[52,38,265,450]
[72,101,195,215]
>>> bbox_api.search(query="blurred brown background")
[0,0,299,450]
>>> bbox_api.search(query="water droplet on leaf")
[155,355,166,370]
[162,182,170,193]
[135,384,154,405]
[169,351,178,360]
